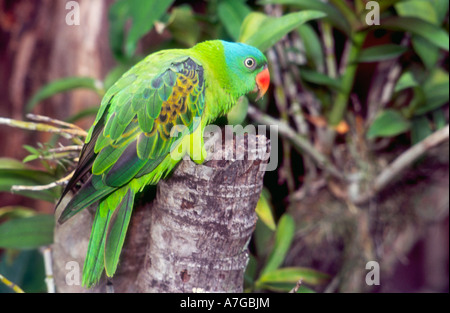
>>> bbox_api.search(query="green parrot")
[56,40,270,288]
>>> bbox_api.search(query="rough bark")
[53,134,270,293]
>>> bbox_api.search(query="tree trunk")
[53,133,270,292]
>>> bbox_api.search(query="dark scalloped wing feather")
[92,143,129,175]
[104,143,147,187]
[55,101,111,212]
[58,175,114,224]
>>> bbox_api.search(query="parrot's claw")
[191,146,207,164]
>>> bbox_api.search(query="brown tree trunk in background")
[1,0,113,150]
[0,0,114,212]
[46,0,113,127]
[53,134,270,293]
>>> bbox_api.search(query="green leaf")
[395,0,447,69]
[358,44,407,63]
[109,0,174,60]
[432,109,447,130]
[108,0,130,61]
[244,253,258,289]
[258,267,330,286]
[260,213,296,276]
[421,92,450,115]
[256,281,316,293]
[167,5,201,47]
[411,116,432,145]
[395,0,439,24]
[125,0,174,57]
[377,0,409,12]
[0,250,46,293]
[258,0,351,34]
[0,206,36,219]
[0,168,59,202]
[431,0,449,25]
[412,35,440,70]
[394,71,418,93]
[218,0,251,41]
[382,17,449,51]
[22,145,39,156]
[300,68,342,91]
[296,285,316,293]
[22,155,39,164]
[406,86,427,117]
[0,215,54,249]
[254,189,276,231]
[297,24,324,71]
[239,11,327,52]
[367,109,411,139]
[254,217,275,260]
[0,158,26,170]
[22,145,40,164]
[238,12,267,44]
[25,77,103,113]
[415,68,450,115]
[65,106,99,124]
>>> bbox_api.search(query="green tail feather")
[105,188,134,276]
[82,203,111,288]
[81,187,134,288]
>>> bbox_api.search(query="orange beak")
[255,64,270,101]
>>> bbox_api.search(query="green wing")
[58,56,206,223]
[95,58,206,184]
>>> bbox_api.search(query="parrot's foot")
[190,146,207,164]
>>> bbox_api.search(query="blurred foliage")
[0,157,61,202]
[0,0,448,293]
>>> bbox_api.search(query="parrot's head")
[221,41,270,100]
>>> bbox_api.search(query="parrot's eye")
[244,57,256,69]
